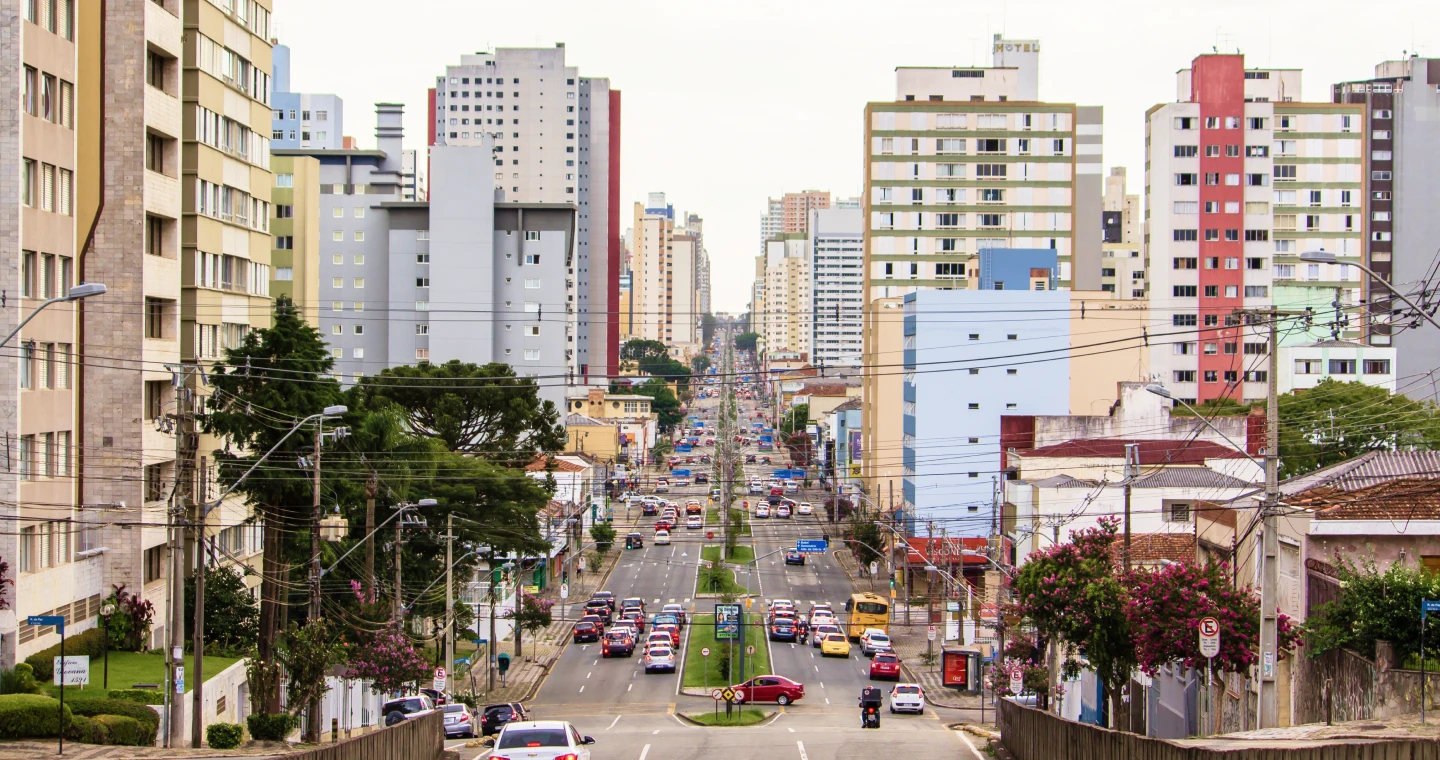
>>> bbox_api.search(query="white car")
[768,599,795,613]
[808,612,836,627]
[889,683,926,714]
[861,630,893,657]
[643,644,676,673]
[654,480,670,493]
[493,721,596,760]
[796,502,813,516]
[654,530,671,545]
[674,477,691,487]
[686,515,703,530]
[774,505,791,519]
[784,480,799,493]
[755,505,770,518]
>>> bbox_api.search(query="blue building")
[901,249,1071,530]
[271,44,345,150]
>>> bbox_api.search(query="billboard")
[715,603,741,641]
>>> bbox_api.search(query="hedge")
[247,712,298,741]
[66,715,107,744]
[0,694,71,739]
[207,721,244,749]
[25,627,108,681]
[94,714,149,746]
[0,663,43,695]
[106,689,164,705]
[65,697,159,742]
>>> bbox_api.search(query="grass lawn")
[687,707,771,726]
[701,544,754,565]
[704,508,751,536]
[43,651,242,699]
[680,612,772,689]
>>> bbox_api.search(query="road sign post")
[1423,600,1440,725]
[29,615,65,755]
[433,667,447,692]
[1199,617,1221,736]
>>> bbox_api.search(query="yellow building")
[269,154,320,314]
[860,298,906,510]
[565,413,621,462]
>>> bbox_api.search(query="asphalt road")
[447,365,985,759]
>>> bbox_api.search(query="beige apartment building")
[269,154,320,312]
[762,234,812,360]
[860,298,906,507]
[630,202,674,343]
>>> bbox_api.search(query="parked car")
[382,695,435,726]
[731,675,805,705]
[443,703,476,738]
[492,720,594,759]
[478,702,531,737]
[419,687,450,706]
[889,683,926,714]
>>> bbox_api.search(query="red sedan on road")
[731,675,805,705]
[869,651,902,680]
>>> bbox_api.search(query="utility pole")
[305,420,324,743]
[191,449,207,749]
[1258,309,1282,728]
[1122,443,1139,573]
[394,519,404,621]
[444,512,455,685]
[365,472,378,599]
[167,366,198,748]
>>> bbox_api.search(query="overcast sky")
[276,0,1437,313]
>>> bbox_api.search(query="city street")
[448,369,986,759]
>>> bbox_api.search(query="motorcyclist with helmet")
[859,685,882,728]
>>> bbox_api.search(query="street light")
[1298,249,1440,333]
[1143,384,1267,474]
[1,281,107,348]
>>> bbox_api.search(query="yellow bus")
[844,592,889,640]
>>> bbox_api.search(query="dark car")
[626,533,645,549]
[591,591,616,611]
[784,550,805,566]
[419,687,449,706]
[622,597,646,613]
[601,630,635,658]
[641,503,658,516]
[583,601,613,625]
[695,473,709,483]
[768,619,798,642]
[745,455,757,464]
[572,620,601,643]
[478,702,529,737]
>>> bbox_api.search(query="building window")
[1163,501,1192,523]
[1328,359,1356,375]
[144,545,165,584]
[1364,359,1391,375]
[523,349,540,361]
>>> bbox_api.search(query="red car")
[572,620,601,643]
[654,624,680,647]
[620,611,646,635]
[655,518,675,531]
[870,651,902,680]
[732,675,805,705]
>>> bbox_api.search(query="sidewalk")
[460,531,628,704]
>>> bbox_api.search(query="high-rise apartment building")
[759,190,831,254]
[1333,56,1440,390]
[270,43,343,151]
[863,39,1104,303]
[759,197,783,255]
[401,148,427,202]
[429,44,619,381]
[810,208,865,368]
[1103,167,1139,244]
[762,235,812,360]
[1144,55,1366,404]
[273,107,576,406]
[630,198,676,344]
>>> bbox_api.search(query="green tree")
[734,332,760,352]
[590,522,617,553]
[844,519,885,570]
[701,313,718,345]
[1277,379,1440,478]
[184,565,259,656]
[277,618,344,741]
[630,379,684,431]
[1305,558,1440,666]
[781,404,809,435]
[204,297,344,712]
[358,360,565,461]
[692,355,712,374]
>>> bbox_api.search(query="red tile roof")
[1107,533,1198,565]
[1021,438,1249,464]
[1300,478,1440,521]
[526,456,586,473]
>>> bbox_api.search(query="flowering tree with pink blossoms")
[342,580,430,694]
[1127,559,1301,675]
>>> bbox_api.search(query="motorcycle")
[861,705,881,729]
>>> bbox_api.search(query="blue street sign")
[795,539,828,554]
[27,615,63,630]
[1423,599,1440,621]
[455,657,470,666]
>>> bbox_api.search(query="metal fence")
[286,710,443,760]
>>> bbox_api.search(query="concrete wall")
[429,145,498,368]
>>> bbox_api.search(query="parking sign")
[1199,617,1220,659]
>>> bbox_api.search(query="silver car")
[493,720,595,760]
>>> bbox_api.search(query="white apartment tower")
[1144,54,1366,405]
[810,208,865,368]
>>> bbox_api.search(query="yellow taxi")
[819,632,852,658]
